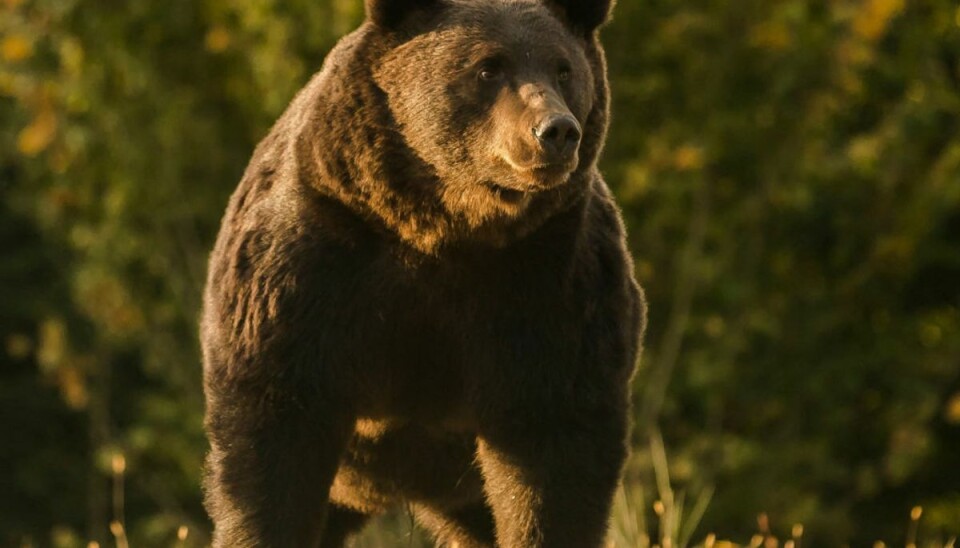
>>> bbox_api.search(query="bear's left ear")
[545,0,615,34]
[365,0,441,29]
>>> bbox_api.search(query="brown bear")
[200,0,645,546]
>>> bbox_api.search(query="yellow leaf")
[17,108,58,156]
[205,26,231,53]
[705,316,726,338]
[37,317,67,373]
[847,134,881,167]
[59,38,85,78]
[59,364,89,410]
[853,0,905,41]
[674,144,705,171]
[1,35,33,62]
[945,392,960,424]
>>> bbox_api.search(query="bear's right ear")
[365,0,441,29]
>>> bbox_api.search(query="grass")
[343,487,956,548]
[29,446,957,548]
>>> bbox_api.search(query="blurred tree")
[606,0,960,543]
[0,165,88,545]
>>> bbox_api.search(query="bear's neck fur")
[284,24,610,256]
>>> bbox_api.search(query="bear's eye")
[558,65,572,82]
[478,67,504,82]
[477,58,506,83]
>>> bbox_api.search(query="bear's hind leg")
[413,501,496,548]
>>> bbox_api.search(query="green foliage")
[606,0,960,543]
[1,0,958,545]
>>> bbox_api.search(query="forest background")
[2,0,959,546]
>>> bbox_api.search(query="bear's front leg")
[476,389,630,548]
[204,380,355,548]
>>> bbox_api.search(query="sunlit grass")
[28,490,958,547]
[344,491,956,548]
[33,448,956,547]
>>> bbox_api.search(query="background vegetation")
[2,0,958,545]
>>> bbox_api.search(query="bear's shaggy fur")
[200,0,646,546]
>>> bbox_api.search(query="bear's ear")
[545,0,615,34]
[365,0,441,29]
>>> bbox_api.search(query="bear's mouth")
[484,182,529,205]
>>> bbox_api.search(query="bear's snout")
[533,114,581,163]
[495,81,583,184]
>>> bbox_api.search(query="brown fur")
[201,0,645,546]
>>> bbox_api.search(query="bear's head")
[301,0,613,252]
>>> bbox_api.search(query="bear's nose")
[533,115,581,160]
